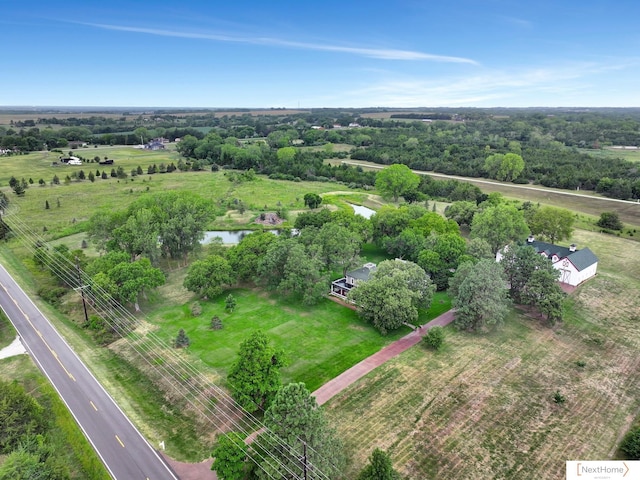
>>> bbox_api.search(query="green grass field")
[146,279,451,392]
[579,147,640,163]
[323,230,640,478]
[1,147,369,239]
[0,311,16,348]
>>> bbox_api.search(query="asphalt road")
[0,264,178,480]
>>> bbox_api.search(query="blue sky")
[2,0,639,108]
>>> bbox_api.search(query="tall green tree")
[227,231,278,282]
[371,205,426,245]
[444,200,479,226]
[418,232,467,290]
[227,331,286,413]
[451,259,510,331]
[521,269,565,325]
[383,228,426,262]
[358,448,401,480]
[499,243,555,302]
[375,164,420,202]
[303,193,323,209]
[184,255,235,299]
[470,203,530,253]
[330,209,373,241]
[211,432,248,480]
[350,275,419,335]
[375,259,435,309]
[349,260,433,335]
[314,222,362,275]
[484,152,525,182]
[111,208,160,262]
[529,206,575,243]
[107,257,165,311]
[252,383,346,480]
[257,238,328,305]
[597,211,623,230]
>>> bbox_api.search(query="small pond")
[203,204,376,245]
[349,203,376,219]
[202,230,279,245]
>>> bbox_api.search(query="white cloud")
[82,22,479,64]
[498,15,533,29]
[338,61,639,107]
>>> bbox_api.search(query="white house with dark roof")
[330,263,377,300]
[497,236,599,287]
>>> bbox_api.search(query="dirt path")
[312,310,455,405]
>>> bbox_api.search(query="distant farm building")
[145,137,169,150]
[60,156,82,165]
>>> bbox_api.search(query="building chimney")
[569,244,577,252]
[527,235,535,243]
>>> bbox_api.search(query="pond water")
[202,230,279,244]
[349,203,376,219]
[203,204,376,245]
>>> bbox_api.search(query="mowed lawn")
[323,230,640,479]
[147,287,412,392]
[144,258,451,394]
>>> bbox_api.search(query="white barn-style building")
[497,236,599,287]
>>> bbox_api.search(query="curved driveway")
[0,264,178,480]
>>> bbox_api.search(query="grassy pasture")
[324,231,640,479]
[149,288,407,392]
[579,147,640,163]
[1,147,363,238]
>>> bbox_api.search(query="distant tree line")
[4,108,639,198]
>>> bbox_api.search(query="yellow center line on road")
[90,400,98,411]
[4,289,77,382]
[115,435,125,448]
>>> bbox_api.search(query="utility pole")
[75,256,89,324]
[302,441,308,480]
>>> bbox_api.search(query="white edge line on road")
[0,300,119,480]
[0,264,178,480]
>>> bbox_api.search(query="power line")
[4,209,338,480]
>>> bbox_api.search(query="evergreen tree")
[227,331,285,412]
[252,383,346,479]
[358,448,401,480]
[174,329,190,348]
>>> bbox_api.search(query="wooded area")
[2,107,639,199]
